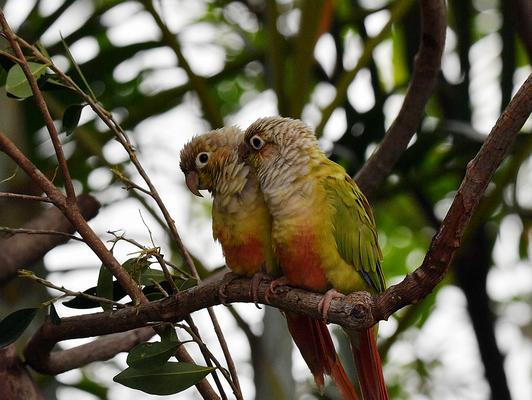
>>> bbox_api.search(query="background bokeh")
[0,0,530,399]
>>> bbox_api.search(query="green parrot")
[240,116,389,400]
[180,127,359,399]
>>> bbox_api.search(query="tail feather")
[350,328,389,400]
[285,312,359,400]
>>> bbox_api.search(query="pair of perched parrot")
[180,117,388,400]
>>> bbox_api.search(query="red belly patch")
[276,232,328,292]
[221,237,265,276]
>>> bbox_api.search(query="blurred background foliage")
[0,0,530,399]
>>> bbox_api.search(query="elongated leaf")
[6,62,48,99]
[123,257,150,284]
[113,362,214,395]
[126,339,180,369]
[96,264,114,311]
[63,281,126,309]
[139,267,166,286]
[0,308,38,347]
[62,104,86,136]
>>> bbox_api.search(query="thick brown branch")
[24,277,375,375]
[25,327,154,375]
[0,194,100,284]
[373,73,532,320]
[0,345,43,400]
[355,0,446,198]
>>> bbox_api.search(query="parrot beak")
[238,142,250,161]
[185,171,203,197]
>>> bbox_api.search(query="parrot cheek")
[238,142,250,161]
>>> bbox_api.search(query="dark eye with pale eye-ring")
[195,152,210,168]
[250,135,264,150]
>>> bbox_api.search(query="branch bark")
[0,345,43,400]
[0,194,100,284]
[355,0,446,198]
[24,72,531,377]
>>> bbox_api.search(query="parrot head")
[180,126,249,197]
[240,116,319,180]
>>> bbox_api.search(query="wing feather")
[322,169,385,293]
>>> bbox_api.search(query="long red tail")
[349,328,389,400]
[285,312,359,400]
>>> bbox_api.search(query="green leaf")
[6,62,48,99]
[96,264,114,311]
[62,104,86,136]
[123,257,150,284]
[49,304,61,325]
[113,362,214,395]
[0,308,38,347]
[63,281,126,309]
[139,267,166,286]
[126,339,180,369]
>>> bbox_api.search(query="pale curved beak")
[185,171,203,197]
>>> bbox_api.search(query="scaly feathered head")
[239,117,320,179]
[179,127,249,197]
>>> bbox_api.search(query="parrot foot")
[318,289,345,322]
[249,272,272,309]
[264,276,290,303]
[218,271,239,305]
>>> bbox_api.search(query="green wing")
[323,171,385,294]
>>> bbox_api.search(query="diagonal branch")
[0,12,76,202]
[373,73,531,320]
[0,194,100,284]
[355,0,446,198]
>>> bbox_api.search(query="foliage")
[0,0,530,399]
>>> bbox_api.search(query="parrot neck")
[259,146,322,218]
[213,166,261,214]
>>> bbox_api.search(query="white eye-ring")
[249,135,265,150]
[195,152,210,168]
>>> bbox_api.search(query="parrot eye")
[195,152,210,168]
[250,135,265,150]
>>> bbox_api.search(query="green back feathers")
[321,163,385,294]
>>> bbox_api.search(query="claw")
[249,272,272,309]
[317,289,345,322]
[264,276,290,303]
[218,271,239,305]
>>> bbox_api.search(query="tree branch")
[373,73,531,320]
[355,0,447,198]
[0,194,100,284]
[24,73,531,377]
[0,11,76,202]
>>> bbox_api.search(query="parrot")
[239,116,389,400]
[180,127,359,399]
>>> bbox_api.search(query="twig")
[0,12,76,202]
[18,269,125,308]
[0,227,83,241]
[355,0,447,198]
[0,192,53,203]
[180,319,229,400]
[0,194,100,284]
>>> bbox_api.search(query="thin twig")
[0,192,53,203]
[0,12,76,202]
[0,227,84,241]
[18,269,125,308]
